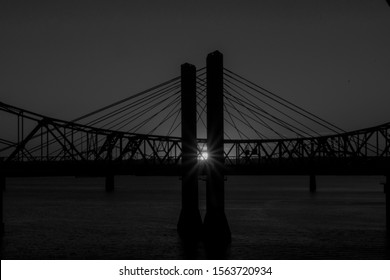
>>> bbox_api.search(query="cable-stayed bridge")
[1,71,388,176]
[1,51,389,241]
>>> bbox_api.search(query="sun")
[199,151,208,160]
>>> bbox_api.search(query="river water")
[1,175,389,259]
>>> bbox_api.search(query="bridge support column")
[105,174,114,192]
[204,51,231,245]
[386,175,389,236]
[1,175,4,236]
[177,63,202,240]
[310,174,316,193]
[1,175,5,192]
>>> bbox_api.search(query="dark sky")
[1,0,389,131]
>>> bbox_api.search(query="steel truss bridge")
[0,100,389,177]
[1,51,390,241]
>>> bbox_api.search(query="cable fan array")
[74,68,210,139]
[73,67,346,141]
[222,68,345,140]
[74,75,183,137]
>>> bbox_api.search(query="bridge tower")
[177,63,203,239]
[203,51,231,244]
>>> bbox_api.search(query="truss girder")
[0,101,389,168]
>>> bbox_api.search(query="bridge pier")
[310,174,316,193]
[1,175,4,236]
[203,51,231,245]
[386,175,389,236]
[105,174,114,192]
[1,175,5,192]
[177,63,202,240]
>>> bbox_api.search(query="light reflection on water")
[1,175,389,259]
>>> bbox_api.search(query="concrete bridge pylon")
[177,63,203,240]
[203,51,231,245]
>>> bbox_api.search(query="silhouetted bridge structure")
[1,51,389,242]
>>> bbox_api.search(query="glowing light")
[198,144,208,161]
[199,152,208,160]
